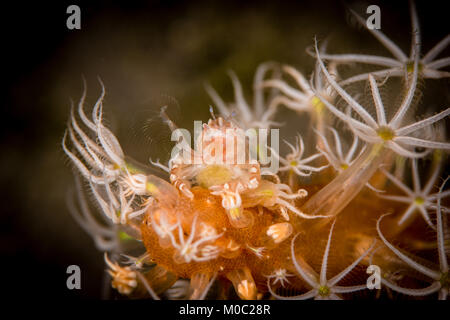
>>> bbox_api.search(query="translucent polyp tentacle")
[145,175,180,207]
[301,143,391,217]
[226,267,258,300]
[189,272,215,300]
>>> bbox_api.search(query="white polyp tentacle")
[65,82,164,228]
[67,125,103,171]
[246,244,267,259]
[121,172,149,197]
[71,104,109,159]
[121,253,151,270]
[276,198,329,220]
[314,127,362,174]
[210,183,244,211]
[266,95,309,114]
[270,137,328,177]
[104,252,138,295]
[96,123,125,167]
[170,165,195,199]
[150,158,170,173]
[170,215,224,263]
[317,3,450,83]
[62,132,116,185]
[278,189,307,200]
[179,183,194,199]
[127,200,153,221]
[150,210,179,241]
[265,268,295,288]
[67,175,119,251]
[90,97,125,167]
[279,206,290,221]
[378,158,449,228]
[88,180,117,222]
[68,119,121,185]
[221,191,242,210]
[275,183,291,192]
[277,191,300,200]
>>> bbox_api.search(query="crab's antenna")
[209,105,217,120]
[160,106,178,132]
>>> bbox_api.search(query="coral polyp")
[63,1,449,300]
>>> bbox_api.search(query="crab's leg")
[169,165,194,199]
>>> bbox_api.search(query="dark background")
[1,0,449,299]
